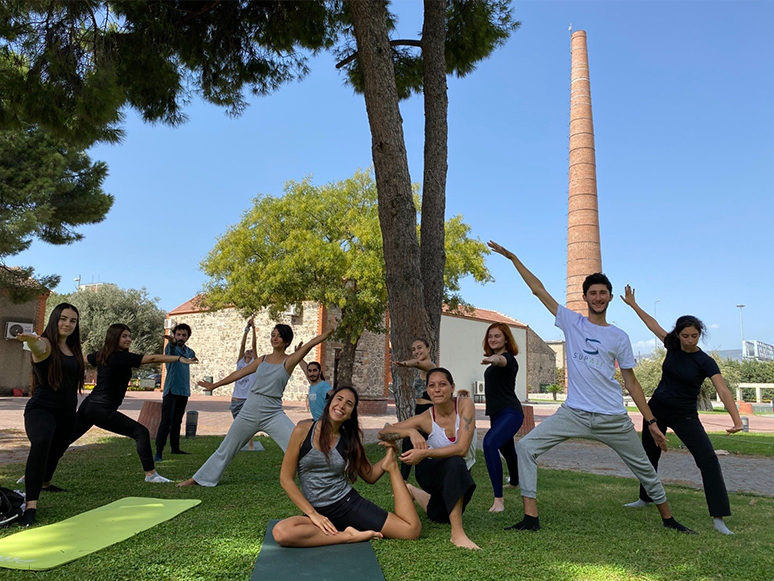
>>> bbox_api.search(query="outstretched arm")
[488,241,559,316]
[198,357,261,392]
[621,368,667,452]
[620,286,667,342]
[710,374,744,435]
[238,318,255,361]
[16,333,50,362]
[378,412,431,450]
[141,354,197,365]
[394,358,435,373]
[285,325,337,373]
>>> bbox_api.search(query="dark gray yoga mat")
[251,520,385,581]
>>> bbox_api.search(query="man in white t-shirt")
[488,241,694,534]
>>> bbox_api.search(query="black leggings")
[400,396,433,480]
[71,397,155,472]
[640,398,730,517]
[24,406,76,502]
[155,393,188,453]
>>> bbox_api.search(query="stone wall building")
[166,297,554,406]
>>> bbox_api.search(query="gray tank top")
[413,373,426,399]
[298,423,351,508]
[251,356,291,399]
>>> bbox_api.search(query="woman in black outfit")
[622,286,743,534]
[16,303,85,526]
[481,322,523,513]
[55,324,197,485]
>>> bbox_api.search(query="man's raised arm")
[488,241,559,316]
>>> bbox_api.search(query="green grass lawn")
[664,431,774,457]
[1,436,773,581]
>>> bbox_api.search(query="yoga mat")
[252,520,385,581]
[0,497,200,571]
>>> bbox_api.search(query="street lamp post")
[736,304,745,360]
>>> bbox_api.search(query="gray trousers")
[193,393,294,487]
[516,404,667,504]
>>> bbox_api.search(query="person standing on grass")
[155,323,196,462]
[15,303,85,526]
[298,359,332,421]
[488,241,695,534]
[480,322,524,513]
[393,338,436,481]
[232,317,258,450]
[378,368,479,550]
[178,323,336,487]
[56,324,196,485]
[272,385,421,547]
[621,286,743,534]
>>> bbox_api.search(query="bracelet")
[646,417,658,426]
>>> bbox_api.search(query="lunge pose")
[16,303,85,526]
[178,324,335,487]
[63,324,196,484]
[272,386,421,547]
[488,241,694,534]
[394,339,436,480]
[232,318,258,450]
[379,368,479,549]
[621,286,743,534]
[155,323,197,461]
[481,323,524,513]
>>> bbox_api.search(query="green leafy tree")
[46,284,166,377]
[0,125,113,301]
[201,170,491,386]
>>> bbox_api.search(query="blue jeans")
[483,407,524,497]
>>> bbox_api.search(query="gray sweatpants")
[516,404,667,504]
[193,393,294,487]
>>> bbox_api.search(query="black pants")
[155,393,188,454]
[24,406,76,502]
[400,396,433,481]
[640,398,730,517]
[71,397,155,472]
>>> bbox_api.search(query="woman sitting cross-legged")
[378,368,479,550]
[272,385,422,547]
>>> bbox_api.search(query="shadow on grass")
[1,437,772,581]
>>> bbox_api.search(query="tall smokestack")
[567,30,602,315]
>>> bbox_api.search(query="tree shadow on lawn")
[0,438,772,581]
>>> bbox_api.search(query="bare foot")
[489,497,505,513]
[451,532,481,550]
[344,526,383,543]
[406,483,431,513]
[380,445,399,472]
[176,478,199,488]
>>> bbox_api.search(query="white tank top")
[426,399,477,470]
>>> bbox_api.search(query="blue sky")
[14,1,773,356]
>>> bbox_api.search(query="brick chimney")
[567,30,602,315]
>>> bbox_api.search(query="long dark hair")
[317,385,367,483]
[664,315,707,351]
[39,303,84,393]
[97,323,131,366]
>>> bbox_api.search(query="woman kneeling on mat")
[272,385,421,547]
[378,368,479,550]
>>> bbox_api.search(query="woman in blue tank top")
[272,386,421,547]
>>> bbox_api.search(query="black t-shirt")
[86,351,145,408]
[28,354,80,414]
[484,351,522,417]
[651,347,720,413]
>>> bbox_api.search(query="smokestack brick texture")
[567,30,602,315]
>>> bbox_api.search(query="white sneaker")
[145,472,172,484]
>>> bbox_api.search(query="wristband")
[646,417,658,426]
[244,326,250,333]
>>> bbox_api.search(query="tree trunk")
[697,391,714,412]
[419,0,448,356]
[336,336,359,389]
[349,0,432,421]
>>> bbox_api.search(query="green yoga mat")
[252,520,385,581]
[0,497,200,571]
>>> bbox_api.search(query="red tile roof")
[168,295,208,316]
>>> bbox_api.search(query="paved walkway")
[2,394,773,496]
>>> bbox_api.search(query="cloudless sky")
[14,1,774,356]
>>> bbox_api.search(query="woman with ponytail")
[272,385,421,547]
[621,286,743,534]
[16,303,85,526]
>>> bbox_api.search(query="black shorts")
[315,489,388,533]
